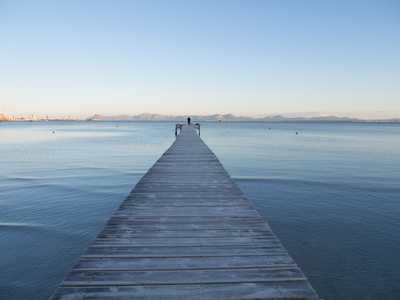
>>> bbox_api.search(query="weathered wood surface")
[50,125,319,299]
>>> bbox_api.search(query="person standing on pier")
[187,116,191,125]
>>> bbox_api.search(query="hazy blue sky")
[1,0,399,119]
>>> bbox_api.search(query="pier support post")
[175,124,183,135]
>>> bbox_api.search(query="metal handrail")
[175,124,201,136]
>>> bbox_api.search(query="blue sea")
[1,121,399,300]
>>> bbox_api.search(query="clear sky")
[1,0,399,119]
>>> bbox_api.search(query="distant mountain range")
[89,113,400,122]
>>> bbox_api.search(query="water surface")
[1,121,399,299]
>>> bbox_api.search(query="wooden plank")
[117,205,254,211]
[120,199,252,206]
[108,216,264,225]
[82,245,289,258]
[61,267,307,286]
[72,255,296,271]
[50,281,319,300]
[97,228,273,238]
[49,125,318,299]
[101,221,270,231]
[90,236,280,247]
[109,212,261,218]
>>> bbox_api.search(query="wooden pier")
[50,125,318,299]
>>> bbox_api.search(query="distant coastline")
[0,118,103,122]
[88,113,400,123]
[1,113,399,122]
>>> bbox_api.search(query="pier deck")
[50,125,318,299]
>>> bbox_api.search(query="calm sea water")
[1,121,399,300]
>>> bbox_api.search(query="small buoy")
[52,131,55,133]
[116,125,118,127]
[296,132,298,134]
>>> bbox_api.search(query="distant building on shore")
[27,114,39,121]
[1,105,7,120]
